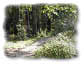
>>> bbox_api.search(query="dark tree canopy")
[4,4,78,41]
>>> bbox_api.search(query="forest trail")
[19,37,50,57]
[5,37,51,57]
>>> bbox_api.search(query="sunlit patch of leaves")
[34,31,77,59]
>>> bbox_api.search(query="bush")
[34,31,77,59]
[16,24,28,41]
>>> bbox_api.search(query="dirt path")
[5,37,50,57]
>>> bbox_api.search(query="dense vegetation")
[34,30,77,59]
[4,4,78,58]
[4,4,78,41]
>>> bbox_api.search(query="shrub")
[34,31,77,59]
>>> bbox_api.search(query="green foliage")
[41,4,78,34]
[35,42,77,59]
[5,4,78,41]
[34,31,77,59]
[16,24,28,40]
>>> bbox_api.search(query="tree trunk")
[24,9,30,37]
[32,5,37,36]
[37,5,41,33]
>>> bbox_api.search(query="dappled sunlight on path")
[5,37,51,57]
